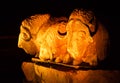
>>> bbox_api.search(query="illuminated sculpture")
[66,9,109,66]
[18,9,109,66]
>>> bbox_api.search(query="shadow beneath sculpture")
[22,61,120,83]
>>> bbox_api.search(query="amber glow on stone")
[18,9,109,66]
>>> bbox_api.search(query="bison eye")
[22,32,28,39]
[21,26,31,41]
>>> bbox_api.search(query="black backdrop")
[0,0,120,83]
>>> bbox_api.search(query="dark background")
[0,0,120,83]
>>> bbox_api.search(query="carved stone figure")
[18,8,111,83]
[18,9,109,66]
[18,14,70,63]
[66,9,110,66]
[18,14,50,57]
[37,17,70,63]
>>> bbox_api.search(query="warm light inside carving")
[18,9,109,67]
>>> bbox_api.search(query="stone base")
[22,62,120,83]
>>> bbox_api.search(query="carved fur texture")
[18,9,109,66]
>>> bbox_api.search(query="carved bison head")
[18,14,50,56]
